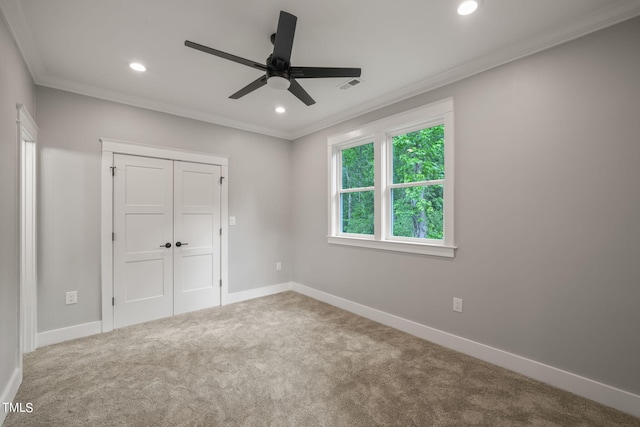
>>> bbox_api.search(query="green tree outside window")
[391,125,444,239]
[339,125,445,239]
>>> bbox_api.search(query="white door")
[173,161,221,314]
[113,154,174,328]
[113,155,222,328]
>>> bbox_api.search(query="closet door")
[113,154,174,328]
[173,161,221,314]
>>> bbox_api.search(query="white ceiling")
[2,0,640,140]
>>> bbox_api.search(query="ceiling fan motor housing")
[184,10,361,105]
[267,67,290,80]
[266,54,292,89]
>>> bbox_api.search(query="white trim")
[32,282,289,347]
[100,138,228,165]
[220,164,229,303]
[0,1,44,80]
[0,368,22,425]
[36,321,102,348]
[291,283,640,418]
[17,104,38,354]
[326,99,453,147]
[223,282,293,305]
[290,3,640,140]
[100,152,114,333]
[327,236,456,257]
[3,0,638,140]
[100,138,229,331]
[34,75,293,139]
[327,99,455,257]
[16,104,38,140]
[443,111,455,245]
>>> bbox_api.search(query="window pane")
[342,142,374,189]
[341,191,374,235]
[391,185,443,239]
[392,125,444,184]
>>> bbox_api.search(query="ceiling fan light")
[129,62,146,72]
[267,76,291,90]
[457,0,481,15]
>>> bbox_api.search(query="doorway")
[18,104,38,354]
[101,140,229,332]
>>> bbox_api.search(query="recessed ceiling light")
[129,62,146,72]
[457,0,481,15]
[275,106,286,114]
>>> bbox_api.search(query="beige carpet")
[5,291,639,426]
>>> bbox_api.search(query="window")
[390,125,445,240]
[340,141,374,235]
[328,98,455,257]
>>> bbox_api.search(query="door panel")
[182,212,214,246]
[181,170,215,206]
[124,260,165,301]
[174,161,221,314]
[181,254,214,292]
[125,214,165,253]
[124,166,166,206]
[113,154,174,328]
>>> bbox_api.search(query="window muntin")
[328,98,455,257]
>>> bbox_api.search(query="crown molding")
[288,0,640,140]
[3,0,640,141]
[36,75,292,140]
[0,0,46,81]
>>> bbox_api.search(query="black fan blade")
[185,40,266,72]
[272,11,297,64]
[229,75,268,99]
[288,79,315,106]
[290,67,361,79]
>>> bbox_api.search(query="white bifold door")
[113,154,221,329]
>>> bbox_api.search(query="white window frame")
[335,137,376,239]
[327,98,456,257]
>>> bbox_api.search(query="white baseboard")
[1,367,22,425]
[223,282,293,305]
[34,284,294,349]
[291,282,640,418]
[36,321,102,348]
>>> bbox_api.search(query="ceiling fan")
[184,11,362,106]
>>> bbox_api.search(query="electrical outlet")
[66,291,78,305]
[276,262,282,271]
[453,297,462,313]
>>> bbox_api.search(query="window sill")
[327,236,456,258]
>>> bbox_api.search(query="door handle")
[160,242,172,248]
[175,241,189,247]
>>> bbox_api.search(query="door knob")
[175,241,189,247]
[160,242,172,248]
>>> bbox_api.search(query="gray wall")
[35,87,292,332]
[0,11,36,398]
[5,8,639,404]
[291,17,640,395]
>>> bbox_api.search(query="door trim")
[18,104,38,354]
[100,138,229,333]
